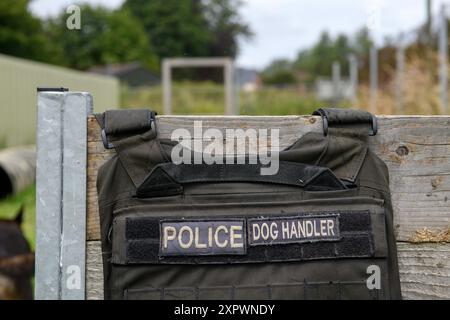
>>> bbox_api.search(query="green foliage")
[261,59,296,84]
[1,1,251,72]
[257,26,374,86]
[262,71,296,85]
[123,0,211,58]
[46,5,158,70]
[295,31,352,81]
[288,27,373,83]
[353,28,372,59]
[0,0,58,63]
[203,0,253,57]
[123,0,252,59]
[0,185,35,250]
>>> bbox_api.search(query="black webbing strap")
[95,109,157,149]
[136,161,347,198]
[313,108,377,136]
[115,211,375,265]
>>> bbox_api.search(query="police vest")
[95,108,402,300]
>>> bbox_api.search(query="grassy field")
[0,185,35,250]
[121,82,325,115]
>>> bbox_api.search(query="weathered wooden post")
[439,4,448,114]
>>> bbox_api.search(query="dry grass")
[357,52,446,115]
[410,227,450,243]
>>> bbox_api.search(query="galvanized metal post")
[348,54,358,105]
[162,59,172,115]
[234,65,241,115]
[35,91,64,300]
[332,61,341,104]
[224,59,235,115]
[35,91,92,300]
[370,45,378,113]
[396,33,405,114]
[439,4,448,114]
[60,93,92,299]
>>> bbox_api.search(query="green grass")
[239,87,323,115]
[121,82,325,115]
[0,185,36,250]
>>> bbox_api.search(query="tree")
[123,0,252,59]
[46,5,158,70]
[295,31,332,79]
[123,0,211,58]
[203,0,253,57]
[352,27,372,59]
[261,58,296,84]
[294,31,354,82]
[0,0,58,63]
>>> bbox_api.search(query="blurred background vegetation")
[1,0,448,119]
[1,0,449,244]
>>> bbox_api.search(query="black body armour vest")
[95,108,402,300]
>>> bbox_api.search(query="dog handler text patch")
[160,219,246,256]
[248,215,340,246]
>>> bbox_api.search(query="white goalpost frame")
[162,57,237,115]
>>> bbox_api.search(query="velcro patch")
[118,211,376,264]
[248,215,340,246]
[160,219,246,256]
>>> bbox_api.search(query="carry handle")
[313,108,377,136]
[136,161,348,198]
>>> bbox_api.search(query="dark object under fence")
[0,206,34,300]
[0,146,36,199]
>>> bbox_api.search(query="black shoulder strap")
[95,109,157,149]
[307,108,377,182]
[313,108,377,136]
[95,109,165,187]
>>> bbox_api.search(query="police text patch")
[248,215,340,246]
[160,220,246,256]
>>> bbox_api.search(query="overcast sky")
[30,0,449,69]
